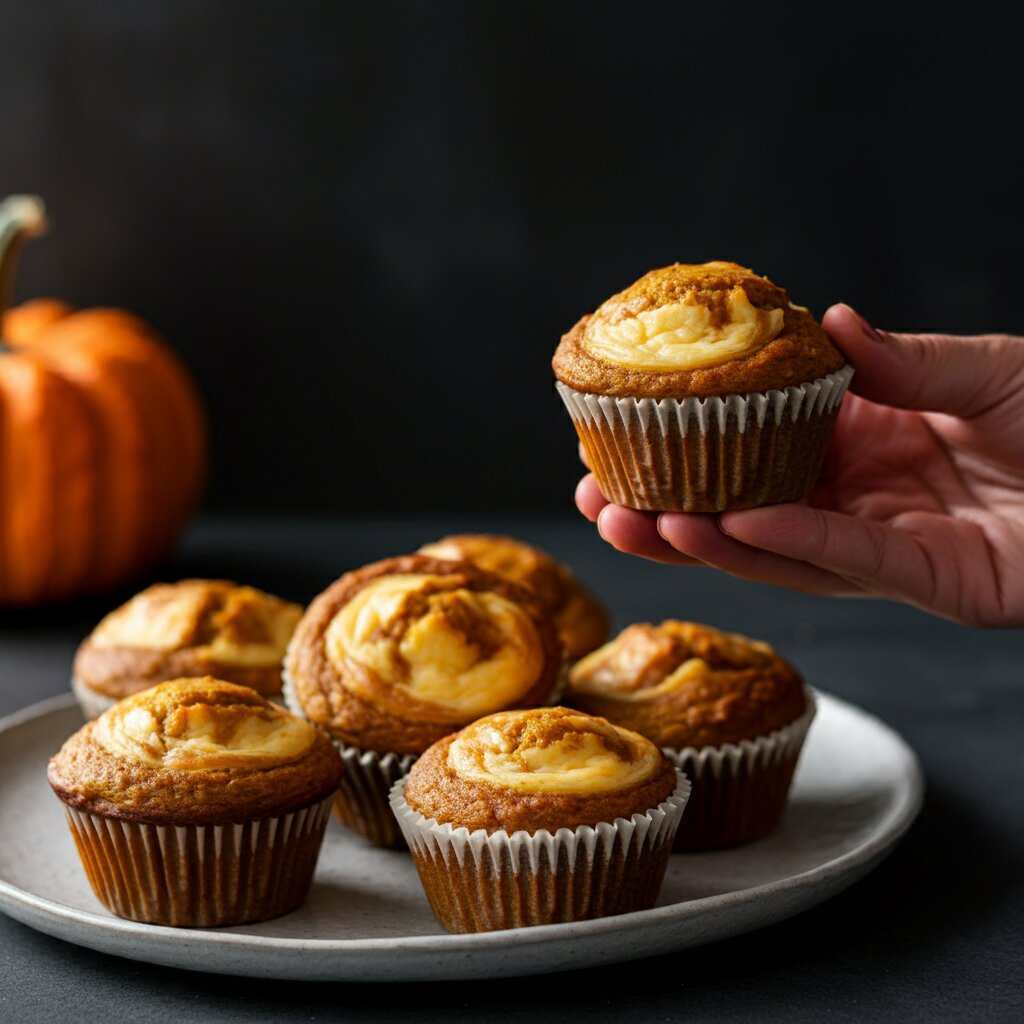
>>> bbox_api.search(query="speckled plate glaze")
[0,691,922,981]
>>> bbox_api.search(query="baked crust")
[47,678,343,825]
[552,262,844,398]
[403,706,677,834]
[566,621,807,749]
[418,534,609,662]
[285,555,563,754]
[74,579,302,700]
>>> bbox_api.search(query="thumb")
[822,303,1024,417]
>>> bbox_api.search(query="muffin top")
[74,579,303,703]
[403,706,678,834]
[552,262,844,398]
[566,620,807,749]
[47,677,343,825]
[417,534,609,662]
[284,555,563,754]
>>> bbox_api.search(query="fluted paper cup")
[389,769,691,933]
[557,365,853,512]
[70,676,116,721]
[61,796,333,927]
[665,690,816,851]
[282,666,416,848]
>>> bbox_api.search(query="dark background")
[2,0,1022,514]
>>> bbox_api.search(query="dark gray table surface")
[1,515,1021,1023]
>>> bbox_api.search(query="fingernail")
[849,306,883,343]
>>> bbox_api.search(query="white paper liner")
[389,769,691,932]
[62,796,333,927]
[70,676,116,721]
[556,365,854,512]
[282,665,417,847]
[663,688,817,850]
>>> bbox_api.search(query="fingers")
[656,512,863,595]
[575,474,609,522]
[822,304,1024,418]
[596,506,701,566]
[576,480,699,564]
[577,442,591,470]
[579,477,861,586]
[718,504,936,606]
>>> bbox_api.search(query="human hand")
[576,304,1024,627]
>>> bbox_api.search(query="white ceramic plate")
[0,692,922,981]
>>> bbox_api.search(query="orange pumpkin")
[0,195,206,606]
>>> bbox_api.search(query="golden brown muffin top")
[285,555,563,755]
[74,579,303,701]
[417,534,609,662]
[403,706,677,834]
[552,262,844,398]
[47,678,343,825]
[566,620,807,749]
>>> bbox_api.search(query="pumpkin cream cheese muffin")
[284,554,562,847]
[47,677,343,927]
[566,620,815,850]
[417,533,609,663]
[553,261,853,512]
[390,706,690,933]
[72,579,303,719]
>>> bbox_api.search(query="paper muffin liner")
[664,690,816,851]
[328,741,418,849]
[557,365,854,512]
[60,796,333,927]
[70,676,117,721]
[282,666,416,849]
[389,769,691,933]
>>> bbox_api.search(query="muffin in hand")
[553,261,853,512]
[390,706,690,932]
[72,579,303,719]
[283,555,563,847]
[417,533,609,663]
[566,620,815,850]
[48,677,343,927]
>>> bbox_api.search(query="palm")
[804,393,1024,623]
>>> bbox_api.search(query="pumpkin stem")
[0,195,48,346]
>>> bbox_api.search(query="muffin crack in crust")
[285,555,563,754]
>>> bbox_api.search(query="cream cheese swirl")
[446,707,661,795]
[583,284,784,371]
[90,580,302,668]
[324,573,544,722]
[94,678,317,770]
[570,622,777,704]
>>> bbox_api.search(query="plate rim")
[0,691,924,965]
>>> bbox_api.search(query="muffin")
[47,677,343,927]
[552,261,853,512]
[417,533,609,663]
[390,705,690,932]
[565,620,815,850]
[72,579,303,719]
[283,555,563,847]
